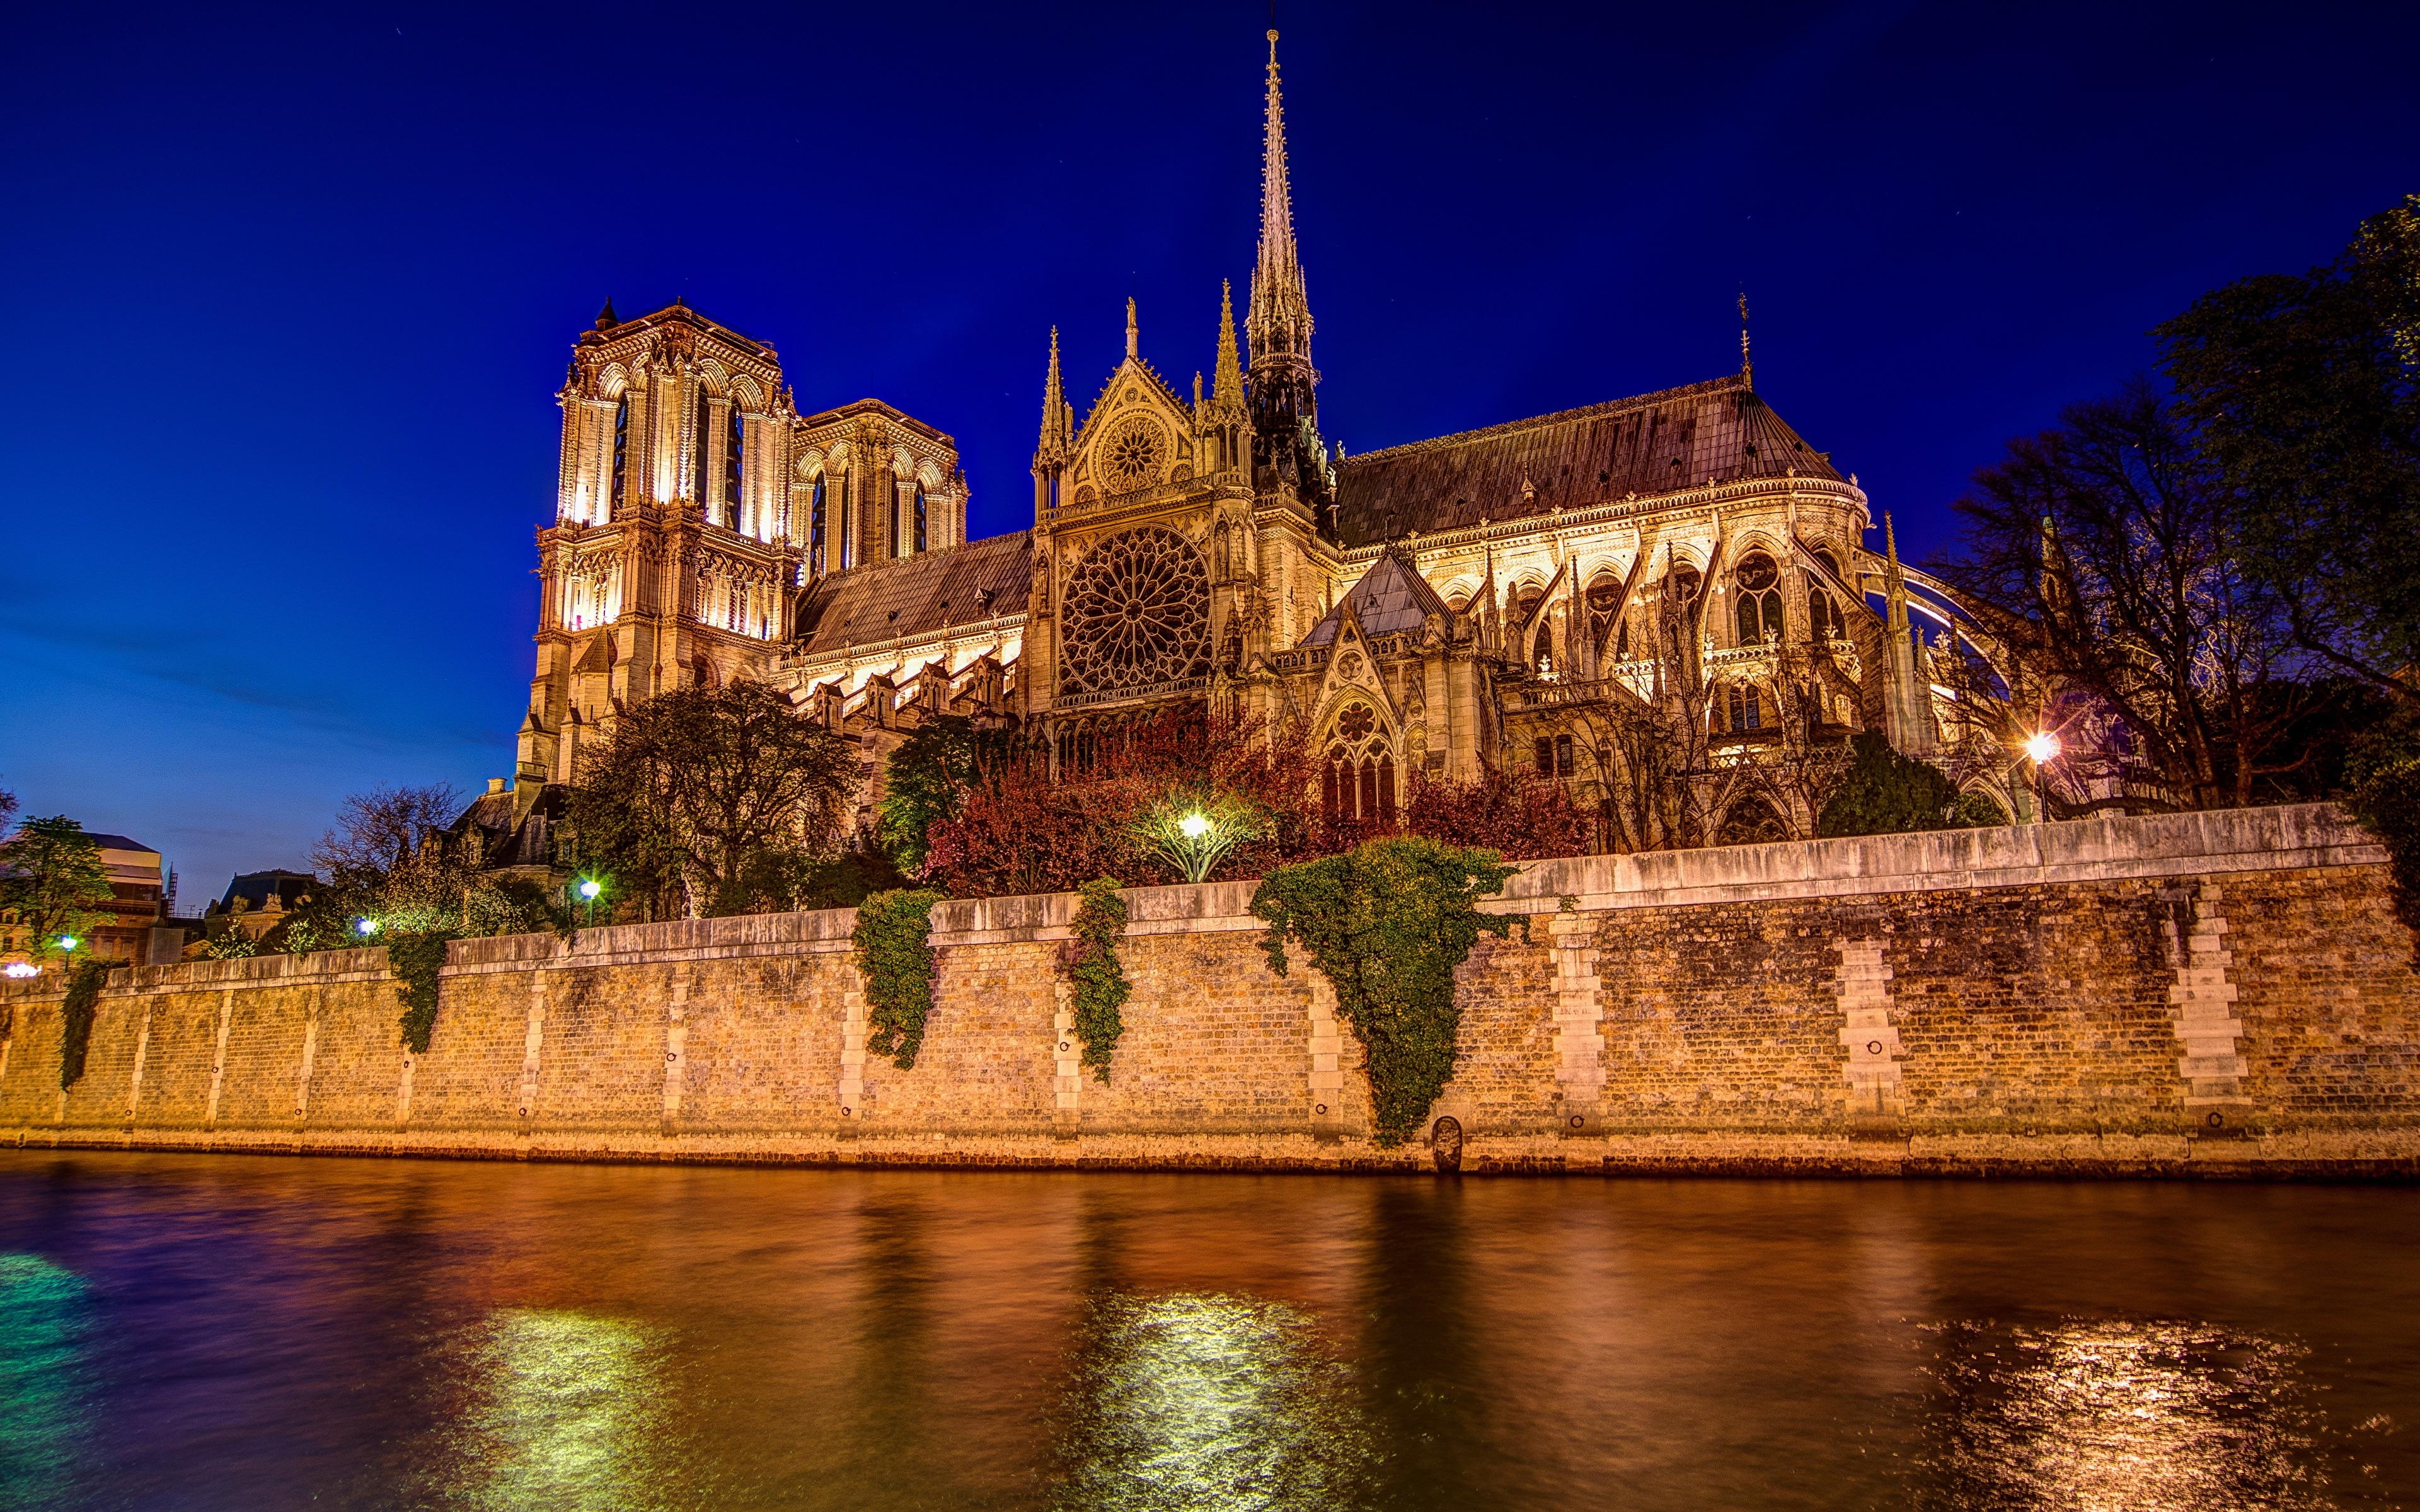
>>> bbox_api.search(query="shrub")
[2346,756,2420,962]
[1251,837,1521,1145]
[57,956,110,1089]
[1818,731,1961,837]
[1405,763,1593,859]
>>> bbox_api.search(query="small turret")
[1032,327,1073,516]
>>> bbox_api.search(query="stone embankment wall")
[3,806,2414,1177]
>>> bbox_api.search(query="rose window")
[1098,417,1167,493]
[1059,526,1211,695]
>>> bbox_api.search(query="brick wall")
[3,806,2413,1176]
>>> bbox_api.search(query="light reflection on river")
[0,1154,2412,1511]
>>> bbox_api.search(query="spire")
[594,297,618,330]
[1213,279,1243,409]
[1035,326,1069,460]
[1738,291,1753,390]
[1125,297,1139,360]
[1247,30,1312,372]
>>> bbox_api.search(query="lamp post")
[354,918,379,941]
[2022,730,2062,823]
[577,877,603,929]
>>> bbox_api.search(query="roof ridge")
[1342,374,1746,469]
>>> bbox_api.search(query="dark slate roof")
[214,870,317,912]
[1301,547,1453,647]
[84,833,154,852]
[794,532,1034,658]
[1333,375,1841,548]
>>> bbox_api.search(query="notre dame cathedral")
[512,31,1990,853]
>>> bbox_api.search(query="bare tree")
[312,784,464,895]
[1931,380,2327,809]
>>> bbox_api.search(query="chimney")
[487,777,507,796]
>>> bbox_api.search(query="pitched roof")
[85,833,155,854]
[794,533,1034,658]
[1333,375,1841,548]
[1300,547,1453,647]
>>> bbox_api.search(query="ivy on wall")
[1067,878,1132,1083]
[57,957,111,1089]
[1250,836,1521,1145]
[388,931,457,1054]
[854,888,947,1069]
[2348,757,2420,961]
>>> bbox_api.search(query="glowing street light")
[3,961,38,980]
[2024,731,2063,765]
[1134,796,1265,886]
[355,918,380,937]
[57,936,79,954]
[1178,812,1211,840]
[576,876,605,928]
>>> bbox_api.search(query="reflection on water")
[432,1309,672,1512]
[0,1253,92,1502]
[1052,1292,1373,1511]
[1,1157,2415,1511]
[1921,1319,2337,1511]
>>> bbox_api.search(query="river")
[1,1153,2414,1510]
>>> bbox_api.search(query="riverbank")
[5,805,2415,1179]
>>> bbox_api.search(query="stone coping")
[11,803,2380,995]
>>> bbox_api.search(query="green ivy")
[1250,836,1521,1146]
[57,956,110,1089]
[388,931,458,1054]
[1068,878,1132,1084]
[854,888,947,1069]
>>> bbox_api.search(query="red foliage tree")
[1404,764,1594,861]
[923,706,1325,896]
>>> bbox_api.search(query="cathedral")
[513,32,1990,854]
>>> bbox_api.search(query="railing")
[1052,675,1212,711]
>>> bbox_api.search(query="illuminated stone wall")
[3,805,2414,1176]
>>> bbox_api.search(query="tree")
[2158,195,2420,711]
[568,680,858,919]
[1818,732,1962,837]
[1404,763,1592,859]
[311,784,462,896]
[0,816,113,961]
[873,716,1010,876]
[925,706,1322,897]
[1930,380,2324,810]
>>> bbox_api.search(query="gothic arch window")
[1716,797,1786,846]
[1532,622,1556,679]
[1720,682,1768,733]
[1807,574,1845,641]
[913,484,929,554]
[694,394,715,520]
[1586,577,1622,662]
[1057,527,1212,696]
[611,396,631,513]
[808,475,829,577]
[1532,733,1574,777]
[1322,701,1395,828]
[1734,551,1783,645]
[1666,564,1703,611]
[725,403,745,526]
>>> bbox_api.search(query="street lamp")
[1178,812,1211,841]
[577,876,604,928]
[57,936,79,955]
[2021,730,2063,823]
[355,918,380,938]
[1134,796,1263,885]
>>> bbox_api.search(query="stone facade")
[4,806,2412,1177]
[505,31,1995,852]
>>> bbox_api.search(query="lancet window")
[610,397,631,514]
[694,395,715,520]
[724,403,744,526]
[1321,701,1396,827]
[914,484,929,554]
[809,475,829,577]
[1533,733,1575,777]
[1586,578,1623,662]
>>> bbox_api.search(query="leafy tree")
[2158,194,2420,710]
[873,716,984,876]
[569,680,858,919]
[925,706,1322,898]
[1405,763,1592,859]
[1931,380,2322,810]
[312,784,462,896]
[0,816,113,961]
[1818,733,1963,837]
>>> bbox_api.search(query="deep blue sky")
[3,1,2412,902]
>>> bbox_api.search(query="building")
[513,30,1989,849]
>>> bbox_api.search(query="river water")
[0,1154,2414,1511]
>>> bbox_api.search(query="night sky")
[3,1,2412,904]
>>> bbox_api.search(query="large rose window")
[1097,417,1167,493]
[1059,526,1211,696]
